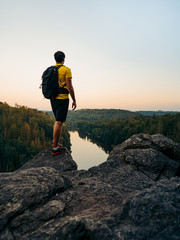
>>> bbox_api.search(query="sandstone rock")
[0,134,179,240]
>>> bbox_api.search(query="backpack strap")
[57,65,63,69]
[56,65,69,91]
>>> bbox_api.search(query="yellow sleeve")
[66,68,72,78]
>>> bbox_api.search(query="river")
[69,131,109,170]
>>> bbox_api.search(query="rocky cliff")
[0,134,180,240]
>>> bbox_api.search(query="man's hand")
[66,77,77,110]
[72,101,77,110]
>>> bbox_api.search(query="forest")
[66,109,139,127]
[136,110,179,116]
[1,104,179,172]
[66,110,180,152]
[65,109,179,127]
[0,102,70,172]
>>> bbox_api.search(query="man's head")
[54,51,65,63]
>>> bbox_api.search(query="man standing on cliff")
[51,51,77,155]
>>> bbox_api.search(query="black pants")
[50,99,69,122]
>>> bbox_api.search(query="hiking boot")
[52,146,67,156]
[52,143,62,147]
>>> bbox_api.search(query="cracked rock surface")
[0,134,180,240]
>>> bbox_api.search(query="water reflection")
[70,131,109,170]
[78,131,112,153]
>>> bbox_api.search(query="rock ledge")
[0,134,180,240]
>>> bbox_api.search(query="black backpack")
[41,65,69,100]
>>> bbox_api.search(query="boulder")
[18,149,77,172]
[0,134,179,240]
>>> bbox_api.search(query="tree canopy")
[66,110,180,152]
[0,102,70,172]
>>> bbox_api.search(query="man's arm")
[66,77,77,110]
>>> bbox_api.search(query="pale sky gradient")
[0,0,180,111]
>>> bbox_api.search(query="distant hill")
[66,109,139,123]
[136,111,179,116]
[46,109,180,121]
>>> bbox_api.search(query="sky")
[0,0,180,111]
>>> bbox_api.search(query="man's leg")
[53,121,63,148]
[51,99,69,155]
